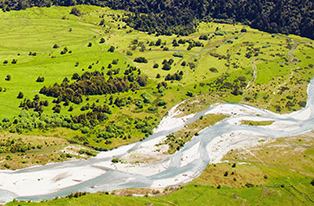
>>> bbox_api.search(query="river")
[0,77,313,204]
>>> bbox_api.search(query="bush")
[173,52,183,58]
[111,158,120,163]
[157,101,167,106]
[134,57,148,63]
[99,38,105,43]
[108,46,115,52]
[126,51,133,56]
[36,76,45,82]
[70,7,81,16]
[81,126,90,134]
[245,183,254,188]
[5,75,11,81]
[186,91,194,97]
[162,64,171,70]
[209,68,218,73]
[17,91,24,99]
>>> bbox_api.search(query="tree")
[87,42,92,47]
[72,73,80,80]
[70,7,81,16]
[162,64,171,70]
[137,76,148,86]
[36,76,45,82]
[17,92,24,99]
[108,46,115,52]
[134,57,148,63]
[5,75,11,81]
[99,38,105,43]
[155,39,161,46]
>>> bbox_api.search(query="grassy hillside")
[0,5,313,169]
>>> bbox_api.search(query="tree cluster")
[39,71,148,105]
[1,0,313,39]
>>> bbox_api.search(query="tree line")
[0,0,313,39]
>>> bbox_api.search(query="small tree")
[87,42,92,47]
[108,46,115,52]
[99,37,105,43]
[53,44,59,49]
[17,92,24,99]
[36,76,45,82]
[70,7,81,16]
[5,75,11,81]
[162,64,171,70]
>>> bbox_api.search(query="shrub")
[134,57,148,63]
[111,158,120,163]
[186,91,194,97]
[162,64,171,70]
[157,101,167,106]
[209,68,218,73]
[245,183,254,188]
[36,76,45,82]
[173,52,183,58]
[99,38,105,43]
[17,92,24,99]
[108,46,115,52]
[5,75,11,81]
[70,7,81,16]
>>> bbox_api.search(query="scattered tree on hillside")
[5,75,11,81]
[108,46,115,52]
[70,7,81,16]
[17,92,24,99]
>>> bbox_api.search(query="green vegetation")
[162,113,228,154]
[240,120,274,126]
[0,5,313,169]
